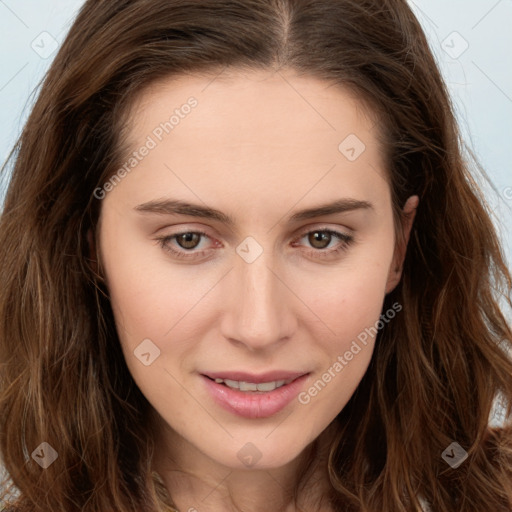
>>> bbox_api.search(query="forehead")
[111,68,390,216]
[127,67,381,154]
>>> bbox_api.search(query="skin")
[93,67,418,512]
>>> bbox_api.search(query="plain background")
[0,0,511,490]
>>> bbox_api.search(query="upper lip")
[202,370,309,383]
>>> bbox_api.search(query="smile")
[212,377,290,392]
[201,372,310,418]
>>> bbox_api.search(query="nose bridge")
[222,242,293,349]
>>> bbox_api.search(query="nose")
[219,247,296,352]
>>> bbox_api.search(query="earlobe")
[385,195,419,294]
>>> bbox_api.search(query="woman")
[1,1,511,511]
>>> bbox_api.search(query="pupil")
[310,231,330,249]
[178,233,199,249]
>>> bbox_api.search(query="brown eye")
[308,231,333,250]
[156,230,214,261]
[293,228,355,261]
[175,232,202,250]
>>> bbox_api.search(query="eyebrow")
[134,198,374,226]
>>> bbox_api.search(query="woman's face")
[97,68,416,470]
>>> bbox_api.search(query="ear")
[385,195,419,294]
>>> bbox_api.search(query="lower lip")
[201,374,309,419]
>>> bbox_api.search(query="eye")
[293,228,354,259]
[156,229,213,260]
[155,227,354,261]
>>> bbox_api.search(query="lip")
[201,372,310,419]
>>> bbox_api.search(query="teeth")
[224,379,240,389]
[257,380,285,391]
[239,381,258,391]
[213,378,288,392]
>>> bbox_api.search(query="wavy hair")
[1,0,511,511]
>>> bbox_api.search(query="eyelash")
[155,227,354,261]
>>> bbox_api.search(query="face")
[96,68,416,470]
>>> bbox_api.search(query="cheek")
[104,262,210,373]
[99,213,201,342]
[100,244,200,412]
[292,245,394,401]
[296,252,394,344]
[292,269,391,427]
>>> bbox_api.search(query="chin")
[204,438,309,471]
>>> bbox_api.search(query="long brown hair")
[1,1,511,510]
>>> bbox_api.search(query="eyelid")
[295,223,354,239]
[158,222,354,239]
[292,226,355,259]
[155,224,355,260]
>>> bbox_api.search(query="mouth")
[200,371,310,418]
[207,376,293,392]
[202,369,309,393]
